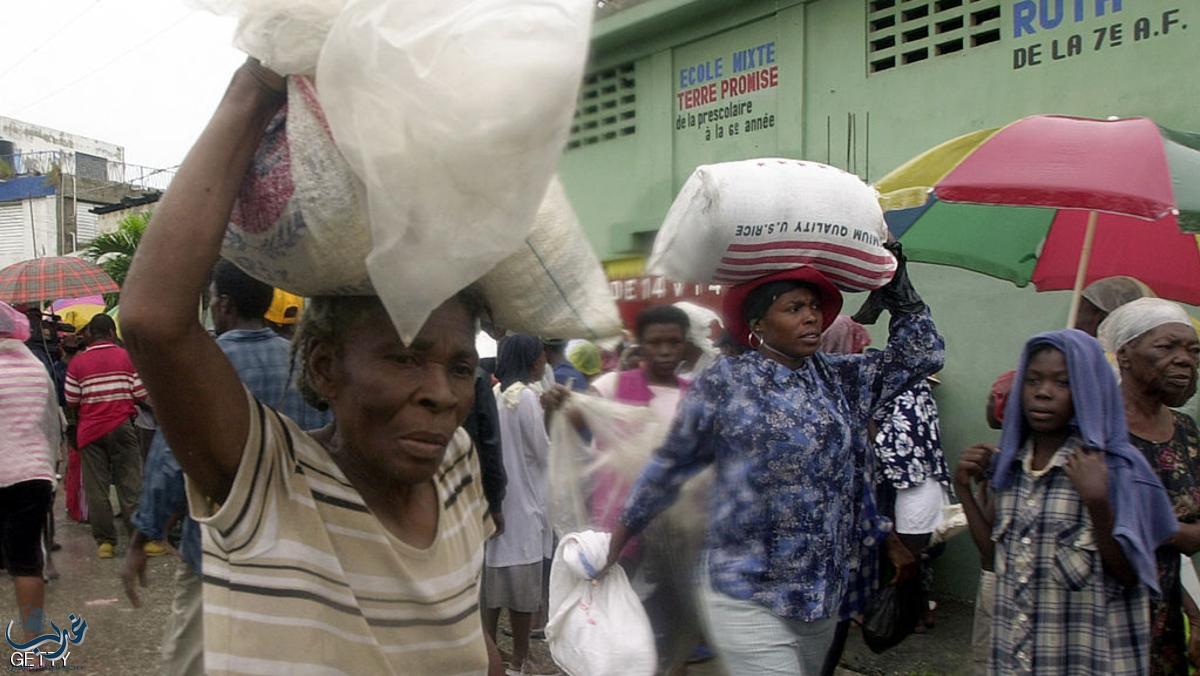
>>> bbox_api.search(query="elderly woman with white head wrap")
[1100,297,1200,675]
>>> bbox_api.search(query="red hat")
[723,267,844,348]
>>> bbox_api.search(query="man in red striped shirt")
[65,314,147,559]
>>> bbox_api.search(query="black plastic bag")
[861,577,922,654]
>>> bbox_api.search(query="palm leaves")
[84,211,149,288]
[85,211,149,307]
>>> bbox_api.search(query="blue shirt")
[620,308,944,622]
[554,362,588,392]
[132,328,331,573]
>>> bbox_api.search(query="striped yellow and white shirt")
[187,391,494,675]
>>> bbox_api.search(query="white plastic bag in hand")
[187,0,348,75]
[317,0,593,342]
[547,531,656,676]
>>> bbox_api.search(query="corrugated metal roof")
[0,175,56,202]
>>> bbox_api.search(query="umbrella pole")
[1065,210,1099,329]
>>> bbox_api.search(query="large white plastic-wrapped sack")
[222,76,373,296]
[224,94,621,335]
[650,158,897,291]
[204,0,593,342]
[317,0,593,342]
[188,0,347,75]
[479,178,622,341]
[547,531,656,676]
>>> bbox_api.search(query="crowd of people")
[0,59,1198,676]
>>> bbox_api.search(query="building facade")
[0,116,168,267]
[559,0,1198,598]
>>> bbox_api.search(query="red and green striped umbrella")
[0,256,119,305]
[878,115,1200,314]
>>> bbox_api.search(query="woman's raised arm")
[121,61,285,503]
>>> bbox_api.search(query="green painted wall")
[560,0,1200,600]
[802,0,1197,184]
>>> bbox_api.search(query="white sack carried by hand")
[479,178,622,341]
[650,158,897,290]
[317,0,593,342]
[547,531,656,676]
[188,0,348,74]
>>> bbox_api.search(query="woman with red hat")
[603,243,944,674]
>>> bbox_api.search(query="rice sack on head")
[649,158,897,290]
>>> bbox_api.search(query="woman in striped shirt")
[120,60,501,675]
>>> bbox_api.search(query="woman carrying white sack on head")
[1099,297,1200,675]
[601,244,945,675]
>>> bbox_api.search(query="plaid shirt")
[990,436,1152,675]
[132,328,331,573]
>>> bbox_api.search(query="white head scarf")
[673,301,722,355]
[1097,297,1195,354]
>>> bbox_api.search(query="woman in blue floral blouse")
[604,245,944,675]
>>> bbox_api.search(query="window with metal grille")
[0,202,27,262]
[567,63,636,150]
[867,0,1002,74]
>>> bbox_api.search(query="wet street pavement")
[0,496,870,675]
[0,496,177,675]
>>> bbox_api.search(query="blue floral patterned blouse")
[620,308,944,622]
[872,380,952,491]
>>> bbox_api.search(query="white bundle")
[479,178,623,340]
[222,76,373,296]
[202,0,602,342]
[650,158,897,290]
[546,531,656,676]
[673,301,723,354]
[548,394,663,536]
[317,0,594,341]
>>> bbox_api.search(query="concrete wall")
[0,116,124,164]
[560,0,1200,600]
[96,202,155,238]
